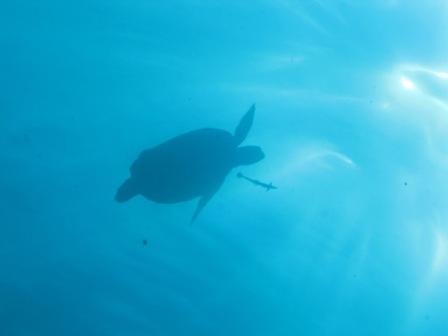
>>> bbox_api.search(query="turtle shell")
[130,128,237,203]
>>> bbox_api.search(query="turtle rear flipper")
[115,178,139,202]
[233,104,255,145]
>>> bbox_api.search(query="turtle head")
[234,146,265,166]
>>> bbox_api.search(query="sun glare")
[435,71,448,79]
[400,77,416,90]
[433,231,448,274]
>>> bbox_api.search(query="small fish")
[237,172,278,191]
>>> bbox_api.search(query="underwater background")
[2,1,448,335]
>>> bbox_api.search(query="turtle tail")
[115,178,138,203]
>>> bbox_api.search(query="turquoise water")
[2,1,448,335]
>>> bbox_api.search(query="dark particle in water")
[142,239,148,246]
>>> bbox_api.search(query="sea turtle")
[115,104,264,222]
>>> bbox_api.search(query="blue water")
[2,1,448,335]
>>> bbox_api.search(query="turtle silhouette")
[115,104,264,222]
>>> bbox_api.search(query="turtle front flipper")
[115,178,139,203]
[191,195,210,224]
[190,181,224,223]
[233,104,255,145]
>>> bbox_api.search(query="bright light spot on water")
[278,146,357,180]
[297,149,356,169]
[401,77,416,90]
[435,71,448,79]
[398,64,448,80]
[380,101,391,109]
[432,231,448,274]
